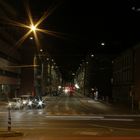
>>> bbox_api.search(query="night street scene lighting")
[0,0,140,140]
[30,24,36,32]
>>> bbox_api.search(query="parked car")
[33,96,46,109]
[8,98,23,110]
[20,95,32,108]
[26,96,35,109]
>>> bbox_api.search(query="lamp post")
[29,24,43,97]
[83,61,88,96]
[33,53,44,97]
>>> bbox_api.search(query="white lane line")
[45,115,134,121]
[45,115,104,120]
[103,114,140,117]
[100,118,134,121]
[87,100,100,103]
[76,131,99,136]
[0,111,7,114]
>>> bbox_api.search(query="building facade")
[0,1,21,100]
[75,53,113,101]
[32,51,62,97]
[112,44,140,110]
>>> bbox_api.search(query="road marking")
[0,111,7,114]
[87,100,100,103]
[104,114,140,117]
[100,118,134,121]
[45,115,104,120]
[90,124,140,131]
[44,115,134,121]
[76,131,99,136]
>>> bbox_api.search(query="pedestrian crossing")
[0,109,140,118]
[1,108,140,132]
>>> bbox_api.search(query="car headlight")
[28,101,32,106]
[8,103,12,106]
[23,100,27,104]
[38,101,43,106]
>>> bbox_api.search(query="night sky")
[5,0,140,80]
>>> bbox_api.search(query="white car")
[20,95,32,107]
[8,98,23,110]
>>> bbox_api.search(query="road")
[0,92,140,140]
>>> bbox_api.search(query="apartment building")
[0,1,21,100]
[112,43,140,110]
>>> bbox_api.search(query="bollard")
[8,108,11,132]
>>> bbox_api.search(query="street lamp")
[101,42,105,46]
[84,61,88,96]
[40,49,43,52]
[91,54,94,58]
[30,24,36,32]
[29,36,33,40]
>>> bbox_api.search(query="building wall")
[0,39,21,100]
[0,1,21,100]
[20,67,34,96]
[112,48,136,107]
[134,45,140,103]
[75,53,112,100]
[86,54,112,100]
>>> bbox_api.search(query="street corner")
[0,131,24,137]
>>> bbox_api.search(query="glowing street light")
[30,24,37,32]
[91,54,94,58]
[101,42,105,46]
[5,2,63,50]
[29,36,33,40]
[132,6,140,12]
[40,49,43,52]
[72,73,75,76]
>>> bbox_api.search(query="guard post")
[8,107,11,132]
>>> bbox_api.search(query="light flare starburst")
[5,1,64,51]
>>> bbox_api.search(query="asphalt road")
[0,92,140,140]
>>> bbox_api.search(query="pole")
[132,95,134,111]
[34,55,37,97]
[83,62,87,96]
[8,108,11,132]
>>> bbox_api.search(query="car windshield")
[20,95,31,99]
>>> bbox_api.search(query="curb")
[0,131,24,137]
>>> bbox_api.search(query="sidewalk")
[97,99,140,114]
[75,92,140,114]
